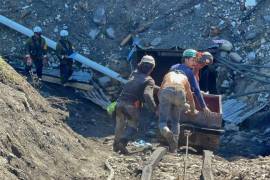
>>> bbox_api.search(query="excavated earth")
[1,0,270,179]
[0,57,269,180]
[0,57,113,179]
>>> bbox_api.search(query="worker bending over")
[158,69,197,153]
[113,55,157,154]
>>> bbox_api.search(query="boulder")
[220,40,233,52]
[93,6,106,25]
[229,52,243,62]
[106,27,115,39]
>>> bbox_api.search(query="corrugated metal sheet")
[222,98,269,124]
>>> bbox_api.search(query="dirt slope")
[0,57,109,179]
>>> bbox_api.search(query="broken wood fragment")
[41,75,93,91]
[141,147,167,180]
[200,150,214,180]
[120,34,132,47]
[105,158,114,180]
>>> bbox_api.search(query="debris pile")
[0,57,109,179]
[1,0,270,179]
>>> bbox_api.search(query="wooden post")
[141,147,167,180]
[200,150,214,180]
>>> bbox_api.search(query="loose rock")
[150,37,162,46]
[89,28,100,40]
[93,6,106,25]
[229,52,243,62]
[220,40,233,52]
[106,27,116,39]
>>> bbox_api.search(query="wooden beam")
[105,158,114,180]
[42,75,93,91]
[141,147,167,180]
[200,150,214,180]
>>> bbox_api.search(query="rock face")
[0,58,107,179]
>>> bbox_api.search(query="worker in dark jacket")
[113,55,157,154]
[25,26,48,79]
[56,30,74,84]
[196,52,217,94]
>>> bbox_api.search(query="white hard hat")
[60,30,69,37]
[140,55,155,66]
[33,26,42,33]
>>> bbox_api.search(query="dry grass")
[0,56,25,85]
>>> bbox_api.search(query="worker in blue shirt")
[170,49,211,113]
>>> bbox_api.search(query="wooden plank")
[42,75,93,91]
[42,69,92,83]
[141,147,167,180]
[105,158,114,180]
[200,150,214,180]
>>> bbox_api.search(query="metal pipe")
[0,15,127,84]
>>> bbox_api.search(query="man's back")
[119,70,153,102]
[160,71,196,112]
[161,71,188,89]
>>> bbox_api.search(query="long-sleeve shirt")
[170,63,206,109]
[193,63,206,82]
[118,70,157,113]
[25,36,47,58]
[56,39,74,59]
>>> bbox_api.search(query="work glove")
[61,55,68,59]
[25,55,32,66]
[42,55,48,67]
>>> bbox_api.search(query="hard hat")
[60,30,69,37]
[140,55,155,66]
[183,49,197,58]
[33,26,42,33]
[202,51,213,60]
[200,51,214,64]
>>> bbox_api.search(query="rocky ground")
[2,0,270,92]
[0,57,112,179]
[1,0,270,179]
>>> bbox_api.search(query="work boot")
[166,132,177,153]
[117,141,129,155]
[161,127,177,153]
[173,135,179,151]
[113,140,129,154]
[113,141,119,152]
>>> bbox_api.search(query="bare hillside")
[0,57,109,179]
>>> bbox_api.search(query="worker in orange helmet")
[193,51,214,82]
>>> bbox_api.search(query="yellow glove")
[106,101,117,115]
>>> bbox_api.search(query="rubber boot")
[117,139,129,154]
[113,141,119,152]
[113,141,128,154]
[173,135,179,152]
[161,127,177,153]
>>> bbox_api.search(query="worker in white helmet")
[56,30,75,84]
[25,26,48,79]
